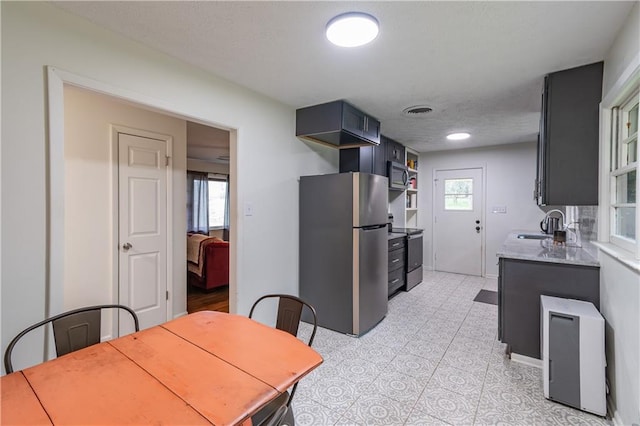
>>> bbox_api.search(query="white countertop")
[497,230,600,267]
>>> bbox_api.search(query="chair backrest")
[4,304,139,374]
[248,294,318,410]
[248,294,318,347]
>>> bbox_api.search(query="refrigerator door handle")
[360,224,387,231]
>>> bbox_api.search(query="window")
[208,177,228,229]
[444,178,473,211]
[610,88,639,255]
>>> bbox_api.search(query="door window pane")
[208,179,228,227]
[616,170,636,204]
[444,178,473,211]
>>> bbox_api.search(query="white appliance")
[541,295,606,416]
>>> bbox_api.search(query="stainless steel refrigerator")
[299,172,388,336]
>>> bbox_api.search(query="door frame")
[111,125,173,327]
[46,66,238,342]
[431,165,487,277]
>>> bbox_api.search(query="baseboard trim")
[484,273,498,279]
[510,353,543,369]
[607,396,623,425]
[174,311,188,319]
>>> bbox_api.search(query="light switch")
[492,205,507,214]
[244,202,254,216]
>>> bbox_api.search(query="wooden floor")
[187,285,229,313]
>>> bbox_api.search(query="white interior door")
[118,132,168,333]
[434,168,483,276]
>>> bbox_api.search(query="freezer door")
[354,226,388,335]
[354,173,389,227]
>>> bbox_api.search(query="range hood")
[296,100,381,149]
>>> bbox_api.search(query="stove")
[390,227,423,236]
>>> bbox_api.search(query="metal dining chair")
[4,304,139,373]
[248,294,318,426]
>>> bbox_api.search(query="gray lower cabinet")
[498,257,599,359]
[388,236,406,296]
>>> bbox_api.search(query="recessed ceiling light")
[326,12,379,47]
[447,132,471,141]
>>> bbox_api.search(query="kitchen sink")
[516,233,552,240]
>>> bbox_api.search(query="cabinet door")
[538,62,602,205]
[363,116,381,145]
[372,137,387,176]
[386,138,405,164]
[342,103,365,137]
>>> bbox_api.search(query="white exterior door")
[434,168,483,276]
[118,132,168,333]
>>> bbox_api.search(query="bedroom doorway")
[185,122,231,313]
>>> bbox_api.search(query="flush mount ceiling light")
[446,132,471,141]
[326,12,379,47]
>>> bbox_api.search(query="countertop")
[388,232,406,240]
[497,230,599,267]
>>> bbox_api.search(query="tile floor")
[292,271,610,425]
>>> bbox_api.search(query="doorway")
[433,168,484,276]
[50,68,237,342]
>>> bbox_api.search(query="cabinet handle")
[391,259,400,263]
[390,278,400,284]
[392,243,400,247]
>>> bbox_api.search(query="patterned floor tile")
[390,353,437,380]
[542,401,611,425]
[298,376,368,413]
[292,395,342,426]
[336,357,383,385]
[441,348,490,376]
[403,338,449,361]
[404,410,453,426]
[369,369,427,404]
[430,364,484,397]
[448,335,493,355]
[293,272,610,425]
[335,393,413,425]
[413,385,478,425]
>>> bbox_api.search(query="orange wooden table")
[1,311,323,425]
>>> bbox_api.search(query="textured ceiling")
[54,1,635,152]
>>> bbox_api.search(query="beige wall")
[187,158,230,175]
[1,2,337,372]
[64,85,188,330]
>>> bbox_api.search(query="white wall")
[602,3,640,96]
[599,253,639,426]
[419,142,545,277]
[64,85,188,327]
[599,4,640,424]
[1,2,337,372]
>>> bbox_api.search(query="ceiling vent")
[403,105,433,117]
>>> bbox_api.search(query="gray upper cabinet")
[536,62,603,206]
[296,100,381,148]
[385,135,405,164]
[339,137,387,177]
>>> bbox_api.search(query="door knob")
[475,220,480,224]
[475,226,481,233]
[122,242,132,251]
